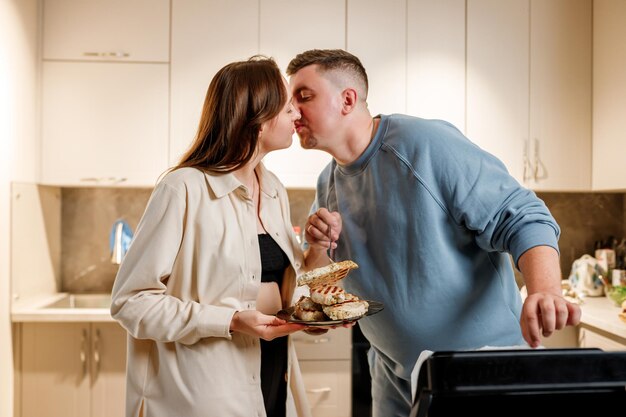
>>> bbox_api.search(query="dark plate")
[276,300,384,327]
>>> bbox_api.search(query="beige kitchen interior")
[2,0,626,416]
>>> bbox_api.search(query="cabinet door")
[43,0,170,62]
[407,0,465,133]
[529,0,591,191]
[579,327,626,351]
[259,0,342,188]
[41,61,169,186]
[467,0,529,185]
[170,0,259,165]
[347,0,406,116]
[91,323,127,417]
[21,323,91,417]
[300,360,351,417]
[592,0,626,190]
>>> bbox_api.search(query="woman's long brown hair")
[174,56,286,173]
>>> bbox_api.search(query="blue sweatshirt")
[311,114,560,379]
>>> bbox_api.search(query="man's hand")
[520,292,581,347]
[303,208,342,268]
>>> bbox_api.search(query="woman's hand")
[230,310,305,341]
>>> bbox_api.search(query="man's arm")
[518,245,582,347]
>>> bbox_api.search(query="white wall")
[0,0,40,416]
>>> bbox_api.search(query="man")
[287,49,581,417]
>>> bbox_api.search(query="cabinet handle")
[80,328,88,379]
[83,51,130,58]
[307,387,332,394]
[93,328,101,381]
[522,138,534,182]
[80,177,128,184]
[533,138,548,181]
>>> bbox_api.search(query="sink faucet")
[110,219,133,264]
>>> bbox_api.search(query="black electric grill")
[410,348,626,417]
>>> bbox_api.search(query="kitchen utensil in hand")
[328,223,335,262]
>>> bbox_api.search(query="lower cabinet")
[578,326,626,351]
[19,322,127,417]
[293,327,352,417]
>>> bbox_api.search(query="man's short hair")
[287,49,369,96]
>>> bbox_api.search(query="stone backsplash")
[59,187,625,293]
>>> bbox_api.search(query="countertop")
[11,292,626,341]
[12,293,114,322]
[578,295,626,341]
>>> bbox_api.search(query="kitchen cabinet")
[41,61,169,187]
[293,327,352,417]
[170,0,259,166]
[592,0,626,191]
[42,0,169,62]
[347,0,406,117]
[578,326,626,351]
[19,322,126,417]
[529,0,591,191]
[407,0,465,132]
[259,0,342,188]
[467,0,529,184]
[171,0,338,188]
[467,0,591,190]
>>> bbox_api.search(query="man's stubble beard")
[299,133,318,149]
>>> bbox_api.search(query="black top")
[258,233,289,286]
[258,233,290,417]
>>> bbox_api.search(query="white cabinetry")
[19,322,127,417]
[293,328,352,417]
[41,62,169,186]
[578,327,626,351]
[467,0,591,190]
[592,0,626,191]
[259,0,341,188]
[467,0,529,184]
[347,0,406,117]
[40,0,170,187]
[170,0,259,165]
[529,0,591,191]
[43,0,169,62]
[407,0,465,132]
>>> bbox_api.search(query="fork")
[328,223,335,263]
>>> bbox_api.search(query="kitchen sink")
[42,293,112,309]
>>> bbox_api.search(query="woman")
[111,56,312,417]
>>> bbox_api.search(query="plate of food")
[277,299,384,326]
[278,260,384,326]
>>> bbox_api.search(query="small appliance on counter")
[410,348,626,417]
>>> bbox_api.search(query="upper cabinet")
[407,0,466,132]
[259,0,342,188]
[592,0,626,191]
[40,0,170,187]
[467,0,530,184]
[467,0,591,190]
[529,0,591,191]
[170,0,259,166]
[41,62,169,187]
[347,0,406,117]
[43,0,170,62]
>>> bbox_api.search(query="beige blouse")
[111,165,311,417]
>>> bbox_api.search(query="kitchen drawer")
[292,327,351,360]
[579,327,626,351]
[300,360,351,417]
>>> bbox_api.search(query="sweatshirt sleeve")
[110,180,236,345]
[422,122,560,268]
